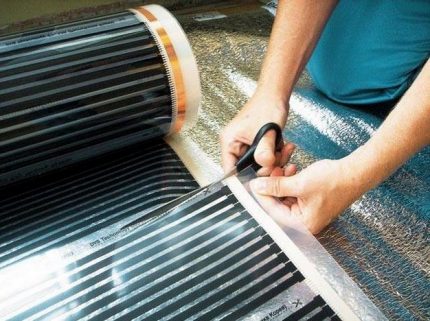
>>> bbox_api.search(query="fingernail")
[250,178,267,193]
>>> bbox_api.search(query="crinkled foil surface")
[176,6,429,321]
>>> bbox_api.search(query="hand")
[220,92,294,175]
[250,159,366,234]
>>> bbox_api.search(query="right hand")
[250,159,363,234]
[220,91,294,175]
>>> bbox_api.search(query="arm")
[221,0,338,173]
[251,59,430,234]
[346,59,430,192]
[258,0,339,102]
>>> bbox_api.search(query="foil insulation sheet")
[0,10,174,185]
[174,5,429,320]
[0,178,342,321]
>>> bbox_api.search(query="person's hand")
[220,92,294,175]
[250,159,367,234]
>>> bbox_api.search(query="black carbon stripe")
[0,33,154,78]
[170,258,292,321]
[219,268,304,321]
[0,116,171,173]
[0,55,160,95]
[0,175,192,249]
[0,12,139,53]
[307,305,336,321]
[0,185,195,266]
[0,43,157,87]
[0,145,176,214]
[115,239,279,321]
[0,100,170,156]
[0,140,173,208]
[283,295,327,321]
[194,269,304,321]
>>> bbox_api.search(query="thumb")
[250,176,301,197]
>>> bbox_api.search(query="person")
[220,0,430,234]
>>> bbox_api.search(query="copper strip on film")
[135,7,186,133]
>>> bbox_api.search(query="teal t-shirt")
[307,0,430,105]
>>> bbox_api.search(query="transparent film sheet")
[228,168,387,321]
[0,141,199,271]
[0,167,385,321]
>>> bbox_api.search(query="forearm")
[257,0,338,104]
[345,59,430,192]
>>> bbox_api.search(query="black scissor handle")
[236,122,283,172]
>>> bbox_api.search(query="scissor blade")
[218,167,238,182]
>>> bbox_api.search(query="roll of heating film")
[0,5,200,185]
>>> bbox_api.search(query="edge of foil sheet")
[225,174,388,321]
[131,5,201,134]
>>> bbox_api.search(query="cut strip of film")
[1,184,340,321]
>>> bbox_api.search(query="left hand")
[250,159,366,234]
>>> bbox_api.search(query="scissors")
[121,122,283,230]
[221,122,283,179]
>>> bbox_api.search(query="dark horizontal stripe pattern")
[0,180,342,321]
[0,11,173,185]
[283,295,338,321]
[0,141,198,269]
